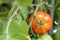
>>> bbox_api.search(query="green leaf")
[0,16,29,40]
[54,7,60,25]
[2,0,14,4]
[9,17,29,35]
[19,6,29,20]
[0,34,30,40]
[10,33,30,40]
[52,28,60,40]
[0,11,9,17]
[0,0,3,5]
[15,0,32,7]
[0,17,7,35]
[52,7,60,40]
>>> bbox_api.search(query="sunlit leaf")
[15,0,32,7]
[9,17,29,35]
[19,6,29,20]
[0,16,29,40]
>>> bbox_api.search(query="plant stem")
[5,7,19,40]
[55,1,60,11]
[31,26,36,37]
[28,15,34,27]
[34,2,45,22]
[8,2,17,18]
[34,2,45,15]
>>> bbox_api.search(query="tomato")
[29,11,52,34]
[37,34,53,40]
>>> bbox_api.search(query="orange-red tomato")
[29,11,52,34]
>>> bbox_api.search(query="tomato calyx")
[37,20,44,28]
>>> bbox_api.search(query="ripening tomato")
[29,11,52,34]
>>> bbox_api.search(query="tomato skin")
[29,11,52,34]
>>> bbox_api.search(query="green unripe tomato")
[37,34,53,40]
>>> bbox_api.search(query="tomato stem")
[34,2,45,16]
[29,15,34,27]
[33,2,45,24]
[31,26,37,37]
[39,21,44,25]
[37,20,44,28]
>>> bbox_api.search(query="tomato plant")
[0,0,60,40]
[29,11,52,34]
